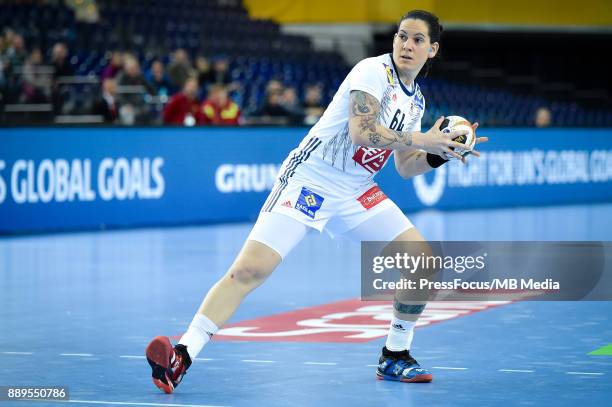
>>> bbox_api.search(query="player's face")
[393,18,438,77]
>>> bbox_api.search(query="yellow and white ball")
[439,115,475,160]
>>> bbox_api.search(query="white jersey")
[281,53,426,193]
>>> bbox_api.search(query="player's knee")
[227,262,269,291]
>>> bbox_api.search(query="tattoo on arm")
[368,132,381,145]
[359,115,376,133]
[349,90,413,149]
[352,91,372,115]
[388,129,412,147]
[367,129,412,148]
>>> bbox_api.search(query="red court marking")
[171,299,512,343]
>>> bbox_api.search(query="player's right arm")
[348,90,466,159]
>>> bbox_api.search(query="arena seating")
[2,0,611,126]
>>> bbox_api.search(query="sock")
[384,316,416,351]
[178,313,219,360]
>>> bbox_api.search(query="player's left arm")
[394,123,487,179]
[393,150,432,179]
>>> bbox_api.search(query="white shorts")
[248,177,414,258]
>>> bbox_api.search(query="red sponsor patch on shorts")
[352,147,392,174]
[171,299,510,343]
[357,186,387,209]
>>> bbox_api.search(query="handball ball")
[439,115,475,160]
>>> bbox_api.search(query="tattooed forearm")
[349,90,415,150]
[387,130,412,147]
[368,132,382,145]
[368,129,412,148]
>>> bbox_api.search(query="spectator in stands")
[92,78,119,123]
[0,49,5,90]
[116,55,153,92]
[303,84,325,125]
[167,48,192,91]
[1,32,27,103]
[211,57,231,85]
[163,76,204,126]
[535,106,552,128]
[50,42,73,114]
[0,29,16,97]
[267,79,283,95]
[51,42,73,78]
[101,51,123,81]
[0,28,14,55]
[116,55,154,124]
[211,56,239,92]
[255,79,290,122]
[201,84,241,125]
[21,47,48,104]
[195,56,213,92]
[0,30,22,104]
[280,86,304,125]
[4,33,27,69]
[145,60,171,97]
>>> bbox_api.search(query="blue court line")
[2,352,606,377]
[32,400,228,407]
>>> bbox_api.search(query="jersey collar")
[389,53,415,97]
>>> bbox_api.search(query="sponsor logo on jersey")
[352,147,392,174]
[383,63,395,85]
[414,88,425,109]
[409,102,422,116]
[199,299,511,343]
[281,200,292,208]
[295,187,324,218]
[357,186,388,209]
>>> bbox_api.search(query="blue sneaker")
[376,347,433,383]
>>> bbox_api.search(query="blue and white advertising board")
[1,127,611,233]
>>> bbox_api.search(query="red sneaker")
[145,336,192,394]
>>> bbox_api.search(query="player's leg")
[146,212,308,393]
[339,202,433,382]
[193,239,283,329]
[378,226,433,382]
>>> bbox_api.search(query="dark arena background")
[1,0,611,406]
